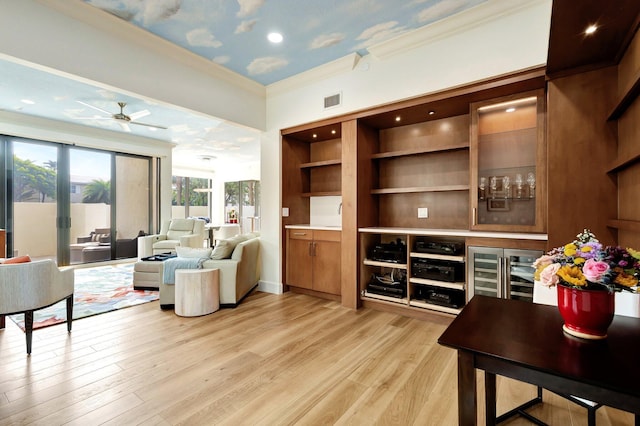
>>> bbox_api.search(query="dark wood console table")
[438,295,640,425]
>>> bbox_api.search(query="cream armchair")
[138,218,206,259]
[0,259,74,354]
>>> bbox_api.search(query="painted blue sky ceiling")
[84,0,487,85]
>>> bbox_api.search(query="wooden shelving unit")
[371,184,469,195]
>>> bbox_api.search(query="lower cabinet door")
[286,237,313,289]
[312,239,341,295]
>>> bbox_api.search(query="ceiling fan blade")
[77,101,112,116]
[130,121,168,130]
[129,109,150,120]
[74,116,113,120]
[118,122,132,132]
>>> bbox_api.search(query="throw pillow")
[210,240,234,259]
[2,255,32,264]
[211,234,247,260]
[176,247,212,259]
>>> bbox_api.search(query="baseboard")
[160,304,174,310]
[258,280,282,295]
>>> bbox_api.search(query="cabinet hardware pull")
[293,232,307,236]
[308,242,313,256]
[472,208,477,226]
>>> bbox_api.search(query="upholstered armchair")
[0,259,74,354]
[137,218,206,259]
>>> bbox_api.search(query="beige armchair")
[138,218,206,259]
[0,259,74,354]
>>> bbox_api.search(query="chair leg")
[66,294,73,333]
[0,314,5,329]
[25,310,34,355]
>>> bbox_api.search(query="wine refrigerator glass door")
[467,246,502,300]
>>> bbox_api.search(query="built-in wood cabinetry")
[606,29,640,248]
[470,90,546,233]
[282,68,548,315]
[286,228,341,298]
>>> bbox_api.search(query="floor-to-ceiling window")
[10,140,59,261]
[224,180,260,233]
[1,135,153,265]
[171,175,211,221]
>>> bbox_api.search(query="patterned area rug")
[9,263,158,331]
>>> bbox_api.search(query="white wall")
[259,0,552,292]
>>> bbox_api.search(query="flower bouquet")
[533,229,639,339]
[534,229,640,293]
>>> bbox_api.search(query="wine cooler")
[467,246,542,302]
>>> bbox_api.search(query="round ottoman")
[174,269,220,317]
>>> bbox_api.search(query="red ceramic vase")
[556,284,615,339]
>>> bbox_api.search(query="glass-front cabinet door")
[470,90,546,232]
[505,249,542,302]
[467,246,501,299]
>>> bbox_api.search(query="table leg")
[485,372,497,426]
[458,350,477,426]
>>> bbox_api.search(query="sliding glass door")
[114,155,150,259]
[69,148,112,264]
[2,136,153,265]
[10,140,59,261]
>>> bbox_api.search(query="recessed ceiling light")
[21,99,35,105]
[268,32,283,43]
[331,129,336,135]
[395,116,401,122]
[428,111,435,115]
[506,107,516,113]
[585,24,598,35]
[312,133,317,138]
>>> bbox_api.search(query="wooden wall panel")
[378,192,469,229]
[547,67,619,248]
[340,119,359,309]
[379,115,469,152]
[377,150,469,189]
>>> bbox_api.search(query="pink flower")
[582,258,610,283]
[539,263,561,287]
[533,255,554,269]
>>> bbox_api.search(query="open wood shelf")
[607,219,640,232]
[606,151,640,174]
[409,277,465,291]
[362,292,408,305]
[409,300,462,315]
[371,143,469,160]
[410,252,465,262]
[608,67,640,121]
[363,259,407,269]
[301,191,341,197]
[300,159,342,168]
[371,184,469,195]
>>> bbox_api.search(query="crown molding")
[266,53,362,96]
[367,0,551,60]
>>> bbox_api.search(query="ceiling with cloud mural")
[83,0,487,85]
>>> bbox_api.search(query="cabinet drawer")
[314,230,341,242]
[288,229,313,240]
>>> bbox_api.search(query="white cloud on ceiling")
[186,28,222,47]
[309,33,346,50]
[416,0,478,23]
[236,0,264,18]
[235,19,257,34]
[246,57,288,75]
[212,55,231,64]
[340,0,383,15]
[354,21,407,50]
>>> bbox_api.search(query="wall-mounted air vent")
[324,92,342,109]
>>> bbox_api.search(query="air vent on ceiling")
[324,92,341,109]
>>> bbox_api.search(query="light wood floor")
[0,291,635,425]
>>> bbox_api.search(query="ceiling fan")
[76,101,167,131]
